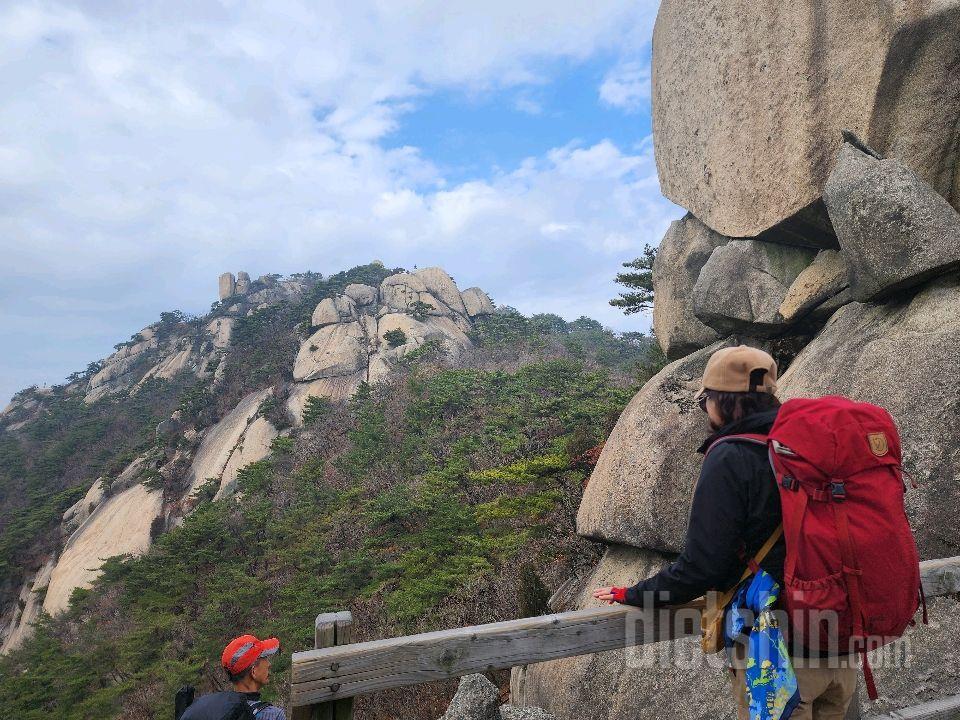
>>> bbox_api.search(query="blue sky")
[0,1,681,406]
[386,55,654,184]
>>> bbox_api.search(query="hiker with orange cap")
[177,633,285,719]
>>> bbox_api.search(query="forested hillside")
[0,263,664,719]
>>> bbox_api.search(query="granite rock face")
[652,0,960,240]
[778,272,960,560]
[415,267,470,317]
[0,559,54,653]
[43,478,162,615]
[652,214,730,359]
[692,240,816,337]
[575,338,737,552]
[183,388,277,501]
[235,271,251,294]
[294,323,369,382]
[344,283,378,307]
[312,296,358,328]
[824,140,960,301]
[83,318,234,404]
[440,674,558,720]
[61,479,106,536]
[510,545,737,720]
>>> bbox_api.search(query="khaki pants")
[729,644,858,720]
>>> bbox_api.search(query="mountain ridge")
[0,261,662,720]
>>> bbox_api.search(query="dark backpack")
[176,688,270,720]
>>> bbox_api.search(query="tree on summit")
[609,244,657,315]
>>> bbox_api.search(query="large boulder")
[294,322,368,382]
[312,296,358,328]
[415,267,469,316]
[380,273,442,314]
[440,674,500,720]
[823,139,960,301]
[344,283,378,307]
[461,288,495,318]
[652,214,730,359]
[778,249,851,323]
[692,241,816,337]
[510,545,736,720]
[219,272,236,300]
[576,338,736,552]
[778,272,960,559]
[652,0,960,240]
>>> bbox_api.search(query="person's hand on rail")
[591,586,626,604]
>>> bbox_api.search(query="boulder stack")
[287,268,493,423]
[516,2,960,717]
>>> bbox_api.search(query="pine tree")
[609,244,657,315]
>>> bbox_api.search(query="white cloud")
[514,96,544,115]
[0,0,674,405]
[599,60,651,111]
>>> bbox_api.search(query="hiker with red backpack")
[593,345,924,720]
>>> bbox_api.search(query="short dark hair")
[707,381,781,426]
[227,665,252,684]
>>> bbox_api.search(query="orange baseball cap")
[698,345,778,396]
[222,634,280,675]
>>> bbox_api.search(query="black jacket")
[623,408,785,607]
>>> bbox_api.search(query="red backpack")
[711,396,924,699]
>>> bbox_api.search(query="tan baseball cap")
[698,345,778,396]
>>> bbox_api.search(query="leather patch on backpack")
[868,432,889,456]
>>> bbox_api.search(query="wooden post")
[292,611,355,720]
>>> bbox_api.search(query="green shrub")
[383,328,408,348]
[406,300,434,321]
[301,396,332,426]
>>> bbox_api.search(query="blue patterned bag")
[725,569,801,720]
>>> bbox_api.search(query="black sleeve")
[622,443,749,607]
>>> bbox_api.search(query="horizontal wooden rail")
[872,693,960,720]
[291,603,699,707]
[290,556,960,707]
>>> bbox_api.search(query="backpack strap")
[829,497,878,699]
[248,701,271,718]
[715,523,784,609]
[704,432,769,458]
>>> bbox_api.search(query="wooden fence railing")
[290,556,960,718]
